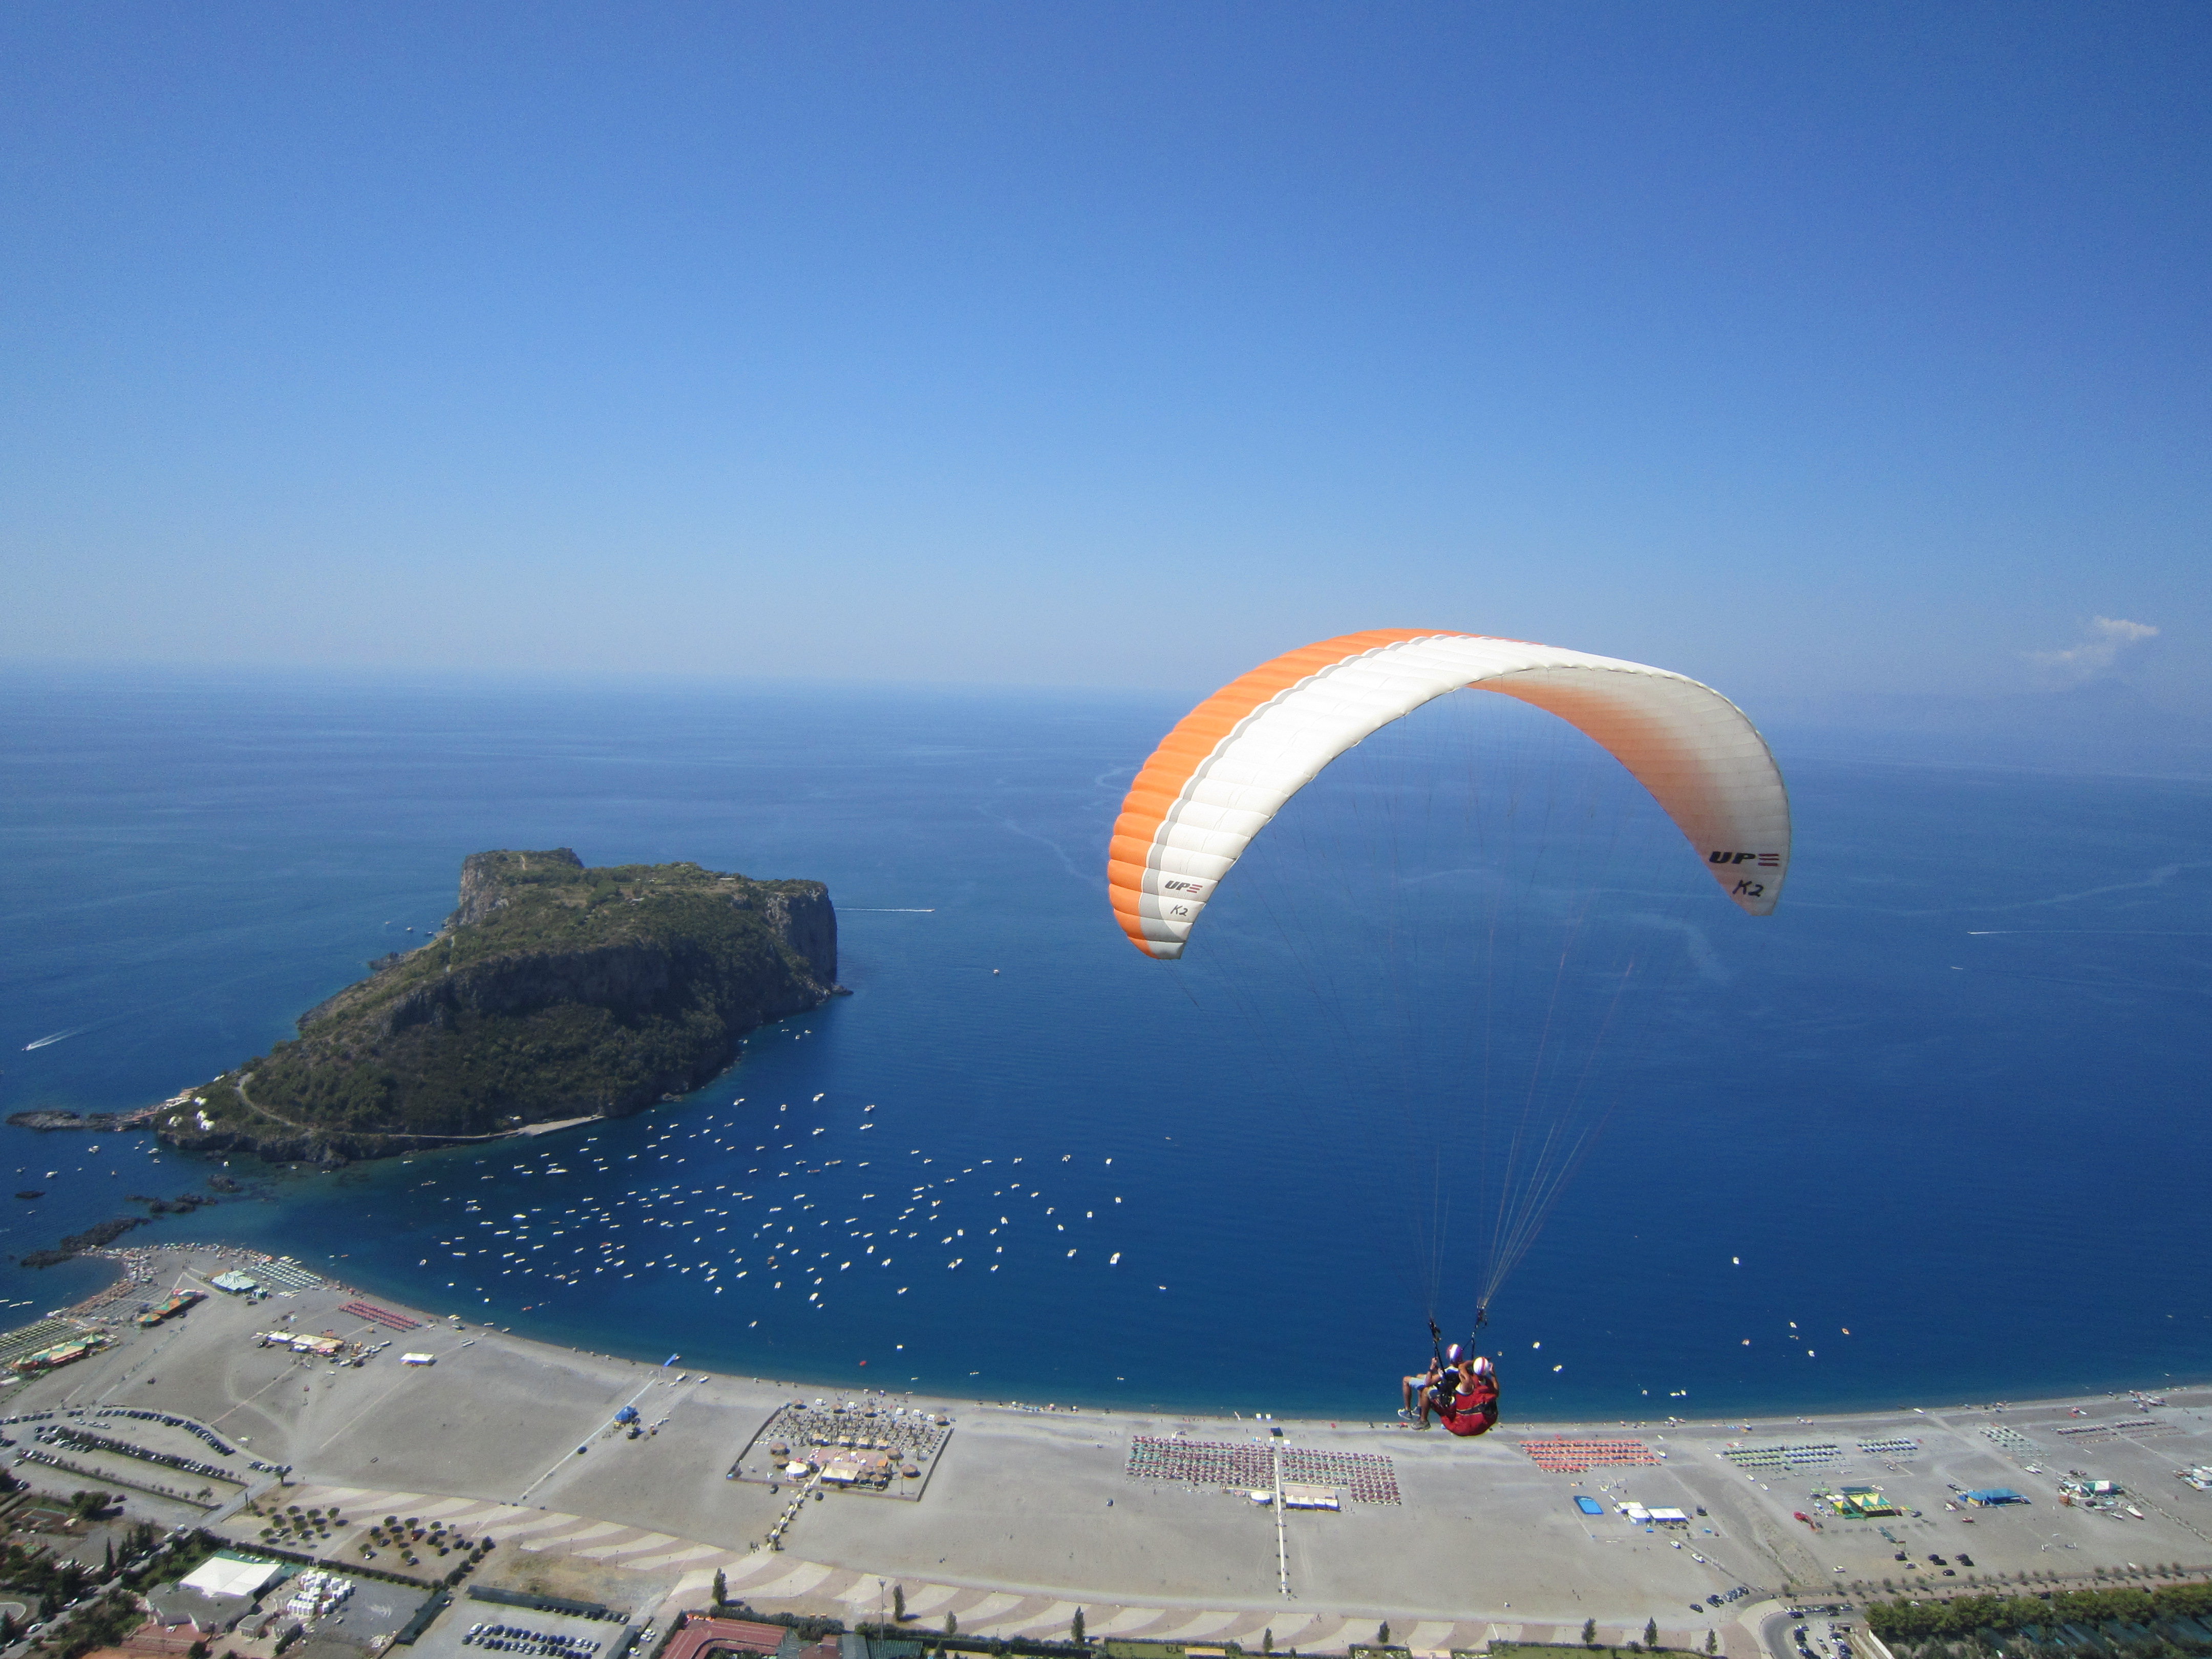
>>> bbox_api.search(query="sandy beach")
[6,1244,2208,1658]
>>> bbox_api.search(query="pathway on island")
[265,1482,1766,1657]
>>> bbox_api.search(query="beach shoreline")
[46,1235,2212,1428]
[3,1240,2208,1657]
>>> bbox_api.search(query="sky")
[4,2,2207,707]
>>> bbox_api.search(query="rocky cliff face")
[761,884,837,984]
[161,849,844,1165]
[375,928,832,1041]
[454,846,584,927]
[452,848,835,983]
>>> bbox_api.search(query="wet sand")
[8,1244,2210,1656]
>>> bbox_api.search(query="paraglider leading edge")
[1107,627,1793,961]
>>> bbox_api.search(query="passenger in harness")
[1401,1342,1459,1421]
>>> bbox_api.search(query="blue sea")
[2,664,2207,1421]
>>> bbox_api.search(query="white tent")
[181,1554,285,1600]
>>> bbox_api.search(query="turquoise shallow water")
[2,664,2208,1419]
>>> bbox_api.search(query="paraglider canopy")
[1105,627,1794,1327]
[1109,629,1791,960]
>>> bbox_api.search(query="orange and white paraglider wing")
[1106,630,1791,959]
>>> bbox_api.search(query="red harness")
[1438,1379,1500,1437]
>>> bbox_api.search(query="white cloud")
[2028,616,2160,683]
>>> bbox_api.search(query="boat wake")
[23,1026,90,1051]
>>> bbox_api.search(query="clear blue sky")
[4,2,2206,705]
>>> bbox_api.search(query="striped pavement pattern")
[265,1483,1748,1655]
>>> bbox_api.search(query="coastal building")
[9,1334,112,1375]
[180,1553,287,1600]
[136,1290,205,1328]
[150,1552,289,1635]
[147,1583,260,1636]
[1248,1483,1340,1510]
[1815,1486,1901,1518]
[210,1270,260,1295]
[817,1451,895,1488]
[663,1614,789,1659]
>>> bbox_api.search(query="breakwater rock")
[6,1110,155,1132]
[160,848,843,1165]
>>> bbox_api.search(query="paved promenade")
[252,1478,1613,1655]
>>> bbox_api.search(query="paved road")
[1757,1603,1863,1659]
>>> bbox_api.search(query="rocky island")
[160,848,841,1165]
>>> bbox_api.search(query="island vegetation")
[159,848,840,1165]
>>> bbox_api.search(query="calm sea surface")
[1,665,2207,1420]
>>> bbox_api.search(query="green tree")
[1646,1620,1660,1648]
[1705,1633,1717,1655]
[1072,1609,1086,1645]
[1378,1623,1391,1646]
[894,1584,906,1622]
[945,1613,958,1637]
[1265,1631,1274,1654]
[712,1569,727,1609]
[1584,1621,1599,1648]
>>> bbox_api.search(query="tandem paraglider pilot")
[1418,1353,1499,1436]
